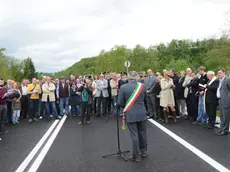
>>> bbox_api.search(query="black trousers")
[187,94,198,120]
[80,102,91,122]
[96,95,106,116]
[206,103,217,127]
[20,95,28,118]
[106,95,112,114]
[29,99,39,119]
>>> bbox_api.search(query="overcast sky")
[0,0,230,72]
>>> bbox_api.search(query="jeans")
[197,95,207,123]
[71,105,79,115]
[39,99,45,117]
[7,102,12,123]
[45,101,58,119]
[12,110,20,123]
[59,97,69,116]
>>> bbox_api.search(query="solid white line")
[28,115,67,172]
[15,120,59,172]
[148,119,230,172]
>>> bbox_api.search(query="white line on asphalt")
[28,115,67,172]
[148,119,230,172]
[15,120,59,172]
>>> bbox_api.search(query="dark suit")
[205,79,219,127]
[118,80,147,159]
[219,77,230,132]
[144,75,157,118]
[187,77,199,121]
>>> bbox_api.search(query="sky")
[0,0,230,73]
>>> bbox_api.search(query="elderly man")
[42,77,61,120]
[144,69,157,118]
[182,68,193,119]
[203,71,219,129]
[216,69,230,136]
[95,73,109,117]
[118,71,147,162]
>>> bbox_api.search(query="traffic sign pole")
[124,61,131,74]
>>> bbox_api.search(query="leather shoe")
[128,155,141,162]
[141,154,147,158]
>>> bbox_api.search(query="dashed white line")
[15,120,59,172]
[148,119,230,172]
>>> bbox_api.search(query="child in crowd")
[12,82,21,124]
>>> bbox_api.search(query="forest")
[1,35,230,81]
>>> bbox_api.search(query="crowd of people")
[0,66,229,141]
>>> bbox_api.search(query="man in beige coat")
[42,77,61,120]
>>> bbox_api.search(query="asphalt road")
[0,115,229,172]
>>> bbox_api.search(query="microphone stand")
[102,105,129,161]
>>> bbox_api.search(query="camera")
[7,90,20,99]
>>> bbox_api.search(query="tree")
[23,57,36,80]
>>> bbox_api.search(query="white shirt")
[216,76,225,98]
[21,85,27,95]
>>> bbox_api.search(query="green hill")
[54,36,230,78]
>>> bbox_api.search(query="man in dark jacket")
[118,71,147,162]
[204,71,219,129]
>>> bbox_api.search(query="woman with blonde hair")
[160,71,177,123]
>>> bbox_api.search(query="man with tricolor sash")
[118,71,147,162]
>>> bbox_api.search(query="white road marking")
[28,115,67,172]
[148,119,230,172]
[15,120,59,172]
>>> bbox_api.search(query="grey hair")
[127,71,138,80]
[207,71,215,76]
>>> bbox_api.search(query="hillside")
[54,36,230,77]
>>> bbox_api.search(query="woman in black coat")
[69,82,81,116]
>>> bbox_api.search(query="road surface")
[0,115,229,172]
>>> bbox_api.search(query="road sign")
[124,61,131,68]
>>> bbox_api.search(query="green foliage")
[55,36,230,77]
[23,57,37,80]
[0,49,37,82]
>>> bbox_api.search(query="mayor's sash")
[122,82,144,130]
